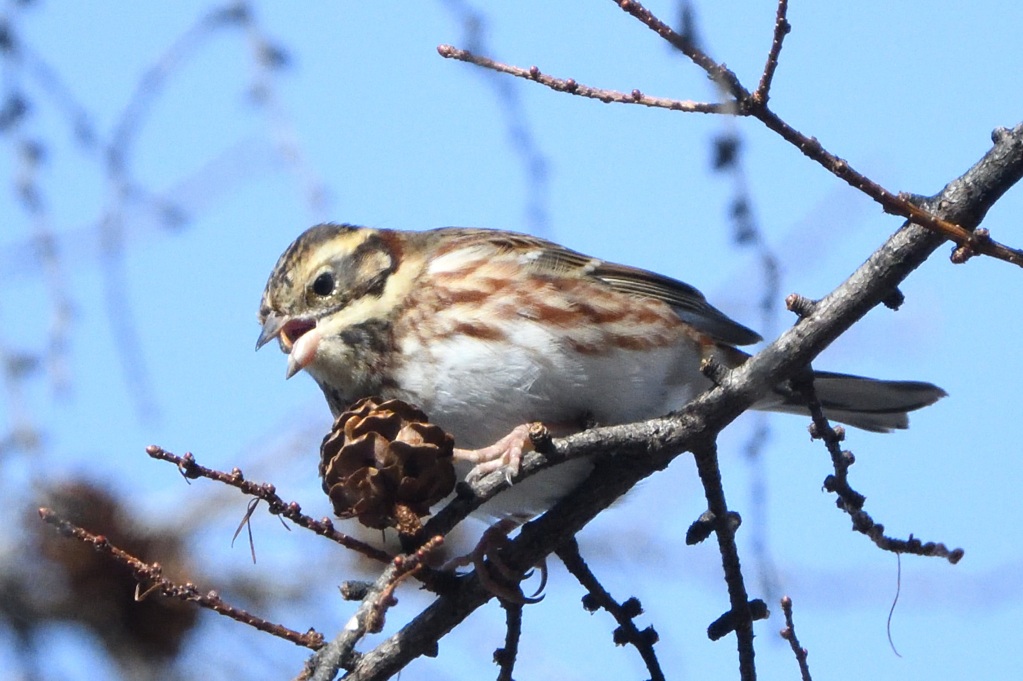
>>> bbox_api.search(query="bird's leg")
[443,517,547,604]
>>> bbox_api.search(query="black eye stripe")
[360,269,389,297]
[310,233,398,315]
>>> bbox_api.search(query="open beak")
[256,312,321,380]
[256,312,287,351]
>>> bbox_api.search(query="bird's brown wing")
[430,227,762,346]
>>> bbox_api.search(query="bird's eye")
[312,271,335,297]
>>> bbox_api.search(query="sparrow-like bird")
[257,224,945,517]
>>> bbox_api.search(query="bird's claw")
[442,517,547,604]
[454,423,536,484]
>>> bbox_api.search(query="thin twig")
[437,45,729,114]
[788,373,965,564]
[38,507,324,650]
[612,0,748,100]
[556,539,664,681]
[779,596,812,681]
[691,439,761,681]
[304,536,445,681]
[495,601,523,681]
[754,0,791,104]
[146,445,392,563]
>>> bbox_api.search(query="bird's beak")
[256,312,287,351]
[256,312,321,380]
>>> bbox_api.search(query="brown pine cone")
[319,397,455,534]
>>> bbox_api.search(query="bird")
[256,223,945,518]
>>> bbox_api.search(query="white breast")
[395,317,702,445]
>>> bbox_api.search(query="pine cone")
[320,397,455,534]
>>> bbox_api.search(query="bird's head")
[256,223,415,385]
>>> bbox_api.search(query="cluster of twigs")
[439,2,1023,269]
[33,1,1023,680]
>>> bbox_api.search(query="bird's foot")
[454,423,537,484]
[443,517,547,604]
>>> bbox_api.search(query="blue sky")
[2,2,1022,679]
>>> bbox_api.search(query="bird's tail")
[755,370,947,432]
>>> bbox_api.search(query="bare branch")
[556,539,663,681]
[612,0,1023,266]
[789,373,965,563]
[753,115,1023,266]
[779,596,812,681]
[437,45,730,114]
[754,0,791,104]
[443,1,1023,268]
[611,0,749,100]
[37,507,324,650]
[146,445,392,563]
[691,439,762,680]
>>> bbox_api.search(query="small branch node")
[700,356,730,385]
[950,244,975,264]
[340,581,372,601]
[685,510,716,545]
[881,287,905,310]
[528,422,554,454]
[707,599,767,641]
[785,293,817,318]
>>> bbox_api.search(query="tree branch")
[441,1,1023,267]
[754,0,791,104]
[334,122,1023,681]
[556,538,664,681]
[38,507,325,651]
[437,44,729,114]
